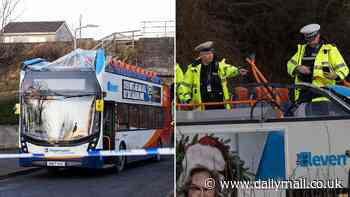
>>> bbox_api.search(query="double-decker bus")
[18,49,173,171]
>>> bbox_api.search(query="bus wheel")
[115,143,127,172]
[154,139,162,161]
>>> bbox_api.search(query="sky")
[14,0,175,39]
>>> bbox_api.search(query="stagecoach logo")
[107,81,119,92]
[296,152,347,167]
[44,148,72,153]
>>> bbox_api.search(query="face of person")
[307,33,320,47]
[188,171,216,197]
[199,51,214,65]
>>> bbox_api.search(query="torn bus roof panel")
[23,49,96,71]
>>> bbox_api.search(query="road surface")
[0,155,174,197]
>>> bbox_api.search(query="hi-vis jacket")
[178,58,239,110]
[287,43,349,102]
[176,63,184,84]
[175,63,189,102]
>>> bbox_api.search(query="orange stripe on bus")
[143,129,162,148]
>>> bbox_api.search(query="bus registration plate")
[47,161,66,167]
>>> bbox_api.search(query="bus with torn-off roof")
[18,48,173,172]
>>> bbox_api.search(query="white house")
[1,21,74,43]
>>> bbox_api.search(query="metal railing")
[93,30,141,50]
[93,20,175,50]
[141,20,175,38]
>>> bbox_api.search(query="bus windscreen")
[20,71,101,144]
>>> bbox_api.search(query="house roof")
[2,21,66,33]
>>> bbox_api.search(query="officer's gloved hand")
[324,72,337,80]
[178,93,191,104]
[179,98,191,104]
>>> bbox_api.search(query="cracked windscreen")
[21,71,100,143]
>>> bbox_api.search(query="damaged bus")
[18,48,172,171]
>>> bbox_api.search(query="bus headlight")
[20,139,28,153]
[88,138,98,150]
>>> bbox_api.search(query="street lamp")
[73,24,99,50]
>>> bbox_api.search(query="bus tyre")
[154,139,162,161]
[115,143,127,173]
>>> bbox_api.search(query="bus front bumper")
[19,156,105,169]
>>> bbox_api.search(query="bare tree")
[177,0,350,82]
[0,0,21,42]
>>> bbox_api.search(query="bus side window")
[139,105,147,129]
[149,106,156,129]
[158,108,164,128]
[117,103,129,130]
[116,105,165,131]
[114,106,120,131]
[129,104,140,130]
[155,107,164,129]
[154,107,159,128]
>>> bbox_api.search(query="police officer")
[287,24,349,115]
[178,41,248,110]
